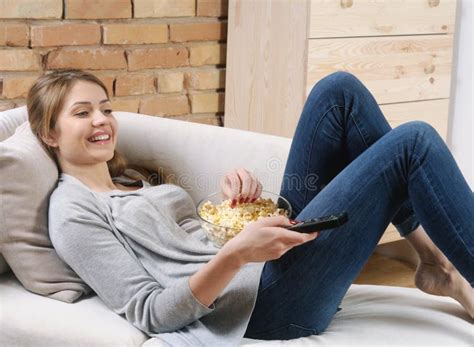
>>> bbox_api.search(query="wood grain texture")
[309,0,457,38]
[224,0,309,138]
[307,35,454,104]
[225,0,457,247]
[380,225,404,244]
[354,252,416,287]
[381,99,449,140]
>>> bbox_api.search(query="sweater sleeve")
[48,187,215,335]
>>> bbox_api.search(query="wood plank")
[224,0,309,137]
[380,99,449,140]
[307,35,454,104]
[354,252,416,288]
[380,225,403,244]
[309,0,457,38]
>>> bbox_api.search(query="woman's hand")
[220,168,263,207]
[221,216,319,265]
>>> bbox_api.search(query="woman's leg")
[280,71,419,236]
[278,72,470,302]
[244,74,474,340]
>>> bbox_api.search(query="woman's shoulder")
[49,174,100,210]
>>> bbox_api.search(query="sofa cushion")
[3,272,471,347]
[0,121,92,303]
[240,284,474,346]
[0,272,149,347]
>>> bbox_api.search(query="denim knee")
[394,120,441,150]
[312,70,361,91]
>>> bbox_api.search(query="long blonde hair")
[27,69,161,184]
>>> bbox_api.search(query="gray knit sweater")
[48,173,265,346]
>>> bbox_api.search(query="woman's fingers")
[245,171,258,202]
[220,171,240,201]
[221,168,263,206]
[237,168,253,202]
[252,178,263,202]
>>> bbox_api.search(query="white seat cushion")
[0,272,148,347]
[2,272,472,346]
[240,285,474,346]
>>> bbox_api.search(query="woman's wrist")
[220,241,247,268]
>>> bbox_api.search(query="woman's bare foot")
[414,255,474,319]
[406,225,474,319]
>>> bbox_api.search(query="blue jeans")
[244,71,474,340]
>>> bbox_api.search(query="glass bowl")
[196,190,292,248]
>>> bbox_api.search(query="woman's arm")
[49,190,215,335]
[188,216,318,307]
[189,246,243,307]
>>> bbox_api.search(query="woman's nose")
[91,110,109,125]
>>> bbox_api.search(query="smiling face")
[44,80,118,171]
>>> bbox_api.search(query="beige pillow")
[0,122,92,302]
[0,255,9,273]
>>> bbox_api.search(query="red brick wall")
[0,0,228,126]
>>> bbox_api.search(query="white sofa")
[0,106,472,346]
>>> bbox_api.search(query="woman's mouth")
[88,134,111,145]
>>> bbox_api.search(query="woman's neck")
[60,162,117,192]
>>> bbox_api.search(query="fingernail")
[231,199,236,206]
[289,219,298,225]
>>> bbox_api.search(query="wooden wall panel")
[309,0,457,38]
[226,0,457,246]
[307,35,454,104]
[380,225,402,244]
[224,0,309,138]
[381,99,449,140]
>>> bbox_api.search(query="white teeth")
[89,134,110,142]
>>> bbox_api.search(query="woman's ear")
[40,132,59,148]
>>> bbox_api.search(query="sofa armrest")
[115,112,292,203]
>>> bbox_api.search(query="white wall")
[448,0,473,190]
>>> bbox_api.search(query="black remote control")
[285,212,348,233]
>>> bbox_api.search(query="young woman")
[27,70,473,345]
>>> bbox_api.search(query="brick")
[170,22,226,43]
[31,23,100,47]
[65,0,131,19]
[127,47,188,71]
[0,0,62,19]
[47,48,127,70]
[184,68,225,90]
[95,73,115,97]
[190,92,224,113]
[197,0,228,17]
[0,100,15,111]
[140,95,190,116]
[103,24,168,45]
[112,98,140,113]
[172,113,221,126]
[189,43,226,66]
[115,74,155,96]
[2,75,38,99]
[0,24,29,46]
[134,0,195,18]
[157,72,183,93]
[0,50,40,71]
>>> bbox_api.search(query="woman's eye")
[103,109,113,115]
[75,111,88,117]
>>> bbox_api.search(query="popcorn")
[198,197,288,246]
